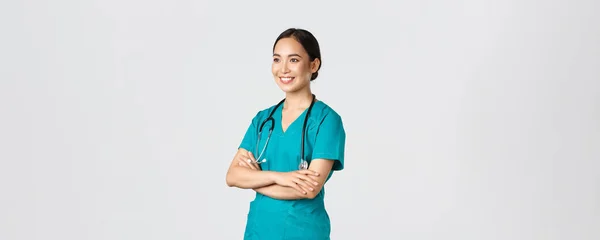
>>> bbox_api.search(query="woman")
[225,28,346,240]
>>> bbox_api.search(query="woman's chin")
[276,82,296,92]
[275,79,308,93]
[278,87,296,93]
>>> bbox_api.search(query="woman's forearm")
[226,166,277,189]
[254,184,311,200]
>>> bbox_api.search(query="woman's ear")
[310,58,321,73]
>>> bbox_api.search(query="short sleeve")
[238,113,260,153]
[312,112,346,171]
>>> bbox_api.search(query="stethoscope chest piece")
[299,159,308,170]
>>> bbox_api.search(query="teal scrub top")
[238,100,346,240]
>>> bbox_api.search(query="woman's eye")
[290,58,299,62]
[273,58,280,62]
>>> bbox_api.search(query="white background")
[1,0,599,239]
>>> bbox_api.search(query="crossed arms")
[225,148,334,200]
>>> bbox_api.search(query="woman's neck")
[283,89,314,110]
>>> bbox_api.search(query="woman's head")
[271,28,322,94]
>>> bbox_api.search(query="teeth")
[281,77,293,81]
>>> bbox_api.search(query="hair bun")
[311,72,319,81]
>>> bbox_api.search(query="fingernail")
[247,159,251,163]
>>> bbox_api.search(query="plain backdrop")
[1,0,599,239]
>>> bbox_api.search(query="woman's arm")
[225,148,277,189]
[253,159,334,200]
[228,150,323,196]
[253,185,306,200]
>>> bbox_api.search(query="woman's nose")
[281,62,290,73]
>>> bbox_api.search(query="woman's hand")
[237,151,261,171]
[273,170,321,195]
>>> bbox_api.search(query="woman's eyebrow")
[273,53,303,58]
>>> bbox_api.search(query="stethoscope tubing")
[254,94,316,169]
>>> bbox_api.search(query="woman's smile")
[280,77,295,84]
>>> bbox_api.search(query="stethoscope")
[253,94,316,170]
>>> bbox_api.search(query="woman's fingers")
[236,151,261,170]
[292,175,315,192]
[297,169,320,177]
[238,158,257,170]
[297,183,313,194]
[294,172,320,186]
[238,158,253,169]
[247,152,261,170]
[237,157,248,168]
[276,173,309,195]
[290,180,308,195]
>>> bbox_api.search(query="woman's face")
[272,37,319,93]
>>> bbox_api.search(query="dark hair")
[273,28,322,81]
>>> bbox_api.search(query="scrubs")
[238,100,346,240]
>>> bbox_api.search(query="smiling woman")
[225,28,346,240]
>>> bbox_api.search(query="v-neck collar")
[277,107,307,135]
[276,101,320,135]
